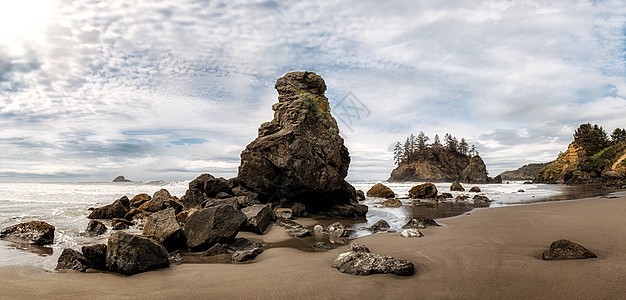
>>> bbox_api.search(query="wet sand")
[2,192,626,299]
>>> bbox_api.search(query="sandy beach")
[2,192,625,300]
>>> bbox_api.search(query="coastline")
[2,192,625,299]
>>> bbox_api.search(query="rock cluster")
[331,243,415,276]
[236,71,366,217]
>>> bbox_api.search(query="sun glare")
[0,0,54,51]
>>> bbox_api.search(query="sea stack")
[237,71,366,217]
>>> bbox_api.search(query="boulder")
[355,190,366,201]
[401,229,423,238]
[88,196,130,219]
[56,248,89,272]
[241,204,273,234]
[455,195,469,202]
[143,208,184,251]
[225,238,263,251]
[450,181,465,191]
[313,242,333,250]
[369,220,391,233]
[112,176,131,182]
[202,197,238,209]
[440,192,453,198]
[129,193,151,208]
[291,202,308,218]
[331,243,414,276]
[473,195,491,203]
[106,232,170,276]
[274,208,293,220]
[327,222,350,237]
[0,221,55,245]
[381,198,402,208]
[366,183,395,198]
[124,208,151,221]
[518,189,525,193]
[138,189,182,213]
[403,217,439,229]
[232,247,263,262]
[181,174,233,209]
[82,244,107,271]
[176,209,197,226]
[201,244,231,257]
[276,219,312,238]
[408,183,438,199]
[237,71,364,216]
[469,186,481,193]
[85,220,107,236]
[542,239,597,260]
[183,205,247,251]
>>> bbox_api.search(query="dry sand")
[2,193,626,299]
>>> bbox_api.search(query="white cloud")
[0,0,625,181]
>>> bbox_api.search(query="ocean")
[0,180,612,270]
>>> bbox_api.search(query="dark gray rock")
[106,232,170,276]
[331,243,414,276]
[0,221,55,245]
[112,218,131,230]
[55,248,88,272]
[440,192,453,198]
[138,189,182,213]
[276,219,312,238]
[403,217,439,229]
[237,71,365,217]
[450,181,465,191]
[143,208,184,251]
[369,220,391,233]
[82,244,107,271]
[88,196,130,219]
[232,247,263,262]
[469,186,481,193]
[202,197,238,209]
[181,174,233,209]
[409,183,438,199]
[113,176,131,182]
[542,239,597,260]
[291,202,308,218]
[85,220,107,236]
[183,205,247,251]
[312,242,333,250]
[473,195,491,203]
[241,204,273,234]
[201,244,231,257]
[355,190,366,201]
[225,238,263,251]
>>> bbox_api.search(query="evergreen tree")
[459,138,469,155]
[469,145,476,157]
[408,134,416,155]
[573,123,610,155]
[403,137,412,162]
[611,128,626,144]
[416,131,430,152]
[393,141,404,165]
[433,134,442,149]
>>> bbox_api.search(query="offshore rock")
[460,155,489,183]
[0,221,55,246]
[366,183,395,198]
[112,176,131,182]
[409,183,438,199]
[450,181,465,191]
[237,71,364,217]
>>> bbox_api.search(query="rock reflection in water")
[5,240,54,256]
[409,201,489,220]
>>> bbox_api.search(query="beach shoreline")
[2,192,625,299]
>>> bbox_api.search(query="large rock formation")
[0,221,55,246]
[88,196,130,219]
[389,150,494,183]
[236,71,365,216]
[460,155,489,183]
[535,140,626,185]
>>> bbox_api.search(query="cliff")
[535,141,626,185]
[389,149,495,183]
[498,163,549,181]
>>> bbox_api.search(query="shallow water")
[0,180,615,270]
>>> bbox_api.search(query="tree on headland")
[459,138,469,155]
[611,128,626,144]
[393,132,477,165]
[469,145,476,157]
[573,123,610,155]
[433,134,442,149]
[416,131,430,152]
[393,142,404,165]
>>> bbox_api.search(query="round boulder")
[366,183,395,198]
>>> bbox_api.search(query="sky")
[0,0,625,182]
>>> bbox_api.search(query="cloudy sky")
[0,0,624,182]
